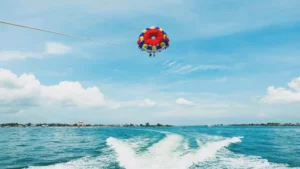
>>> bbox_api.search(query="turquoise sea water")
[1,126,299,169]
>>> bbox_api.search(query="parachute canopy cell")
[137,26,169,54]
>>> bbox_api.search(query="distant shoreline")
[0,123,174,128]
[0,122,299,128]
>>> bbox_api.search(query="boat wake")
[28,131,298,169]
[106,133,242,169]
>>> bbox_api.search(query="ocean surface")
[1,126,299,169]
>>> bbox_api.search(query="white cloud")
[140,99,156,107]
[0,69,107,112]
[176,98,194,106]
[0,51,39,61]
[41,81,105,107]
[162,60,180,68]
[162,60,228,75]
[173,65,193,73]
[261,77,300,104]
[45,42,71,55]
[0,69,163,114]
[118,99,157,108]
[175,65,228,74]
[0,42,71,61]
[167,61,177,67]
[288,77,300,92]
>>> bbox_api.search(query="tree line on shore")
[1,122,299,128]
[0,122,174,128]
[229,122,300,126]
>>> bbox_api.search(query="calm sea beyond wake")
[1,126,299,169]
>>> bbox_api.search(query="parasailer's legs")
[149,53,155,57]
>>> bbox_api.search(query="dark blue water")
[0,126,299,169]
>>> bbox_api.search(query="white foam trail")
[195,149,300,169]
[107,137,140,168]
[145,134,184,167]
[106,134,185,169]
[106,134,243,169]
[28,133,298,169]
[27,155,114,169]
[148,134,183,155]
[125,137,154,151]
[176,137,243,169]
[183,141,189,150]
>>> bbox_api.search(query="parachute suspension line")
[0,20,119,46]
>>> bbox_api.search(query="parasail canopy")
[137,26,169,55]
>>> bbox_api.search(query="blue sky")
[1,0,300,125]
